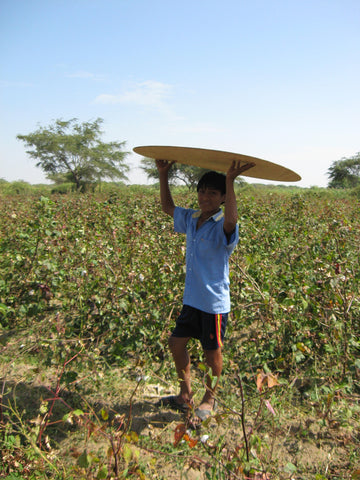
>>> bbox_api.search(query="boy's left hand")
[227,160,255,181]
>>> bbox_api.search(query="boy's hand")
[227,160,255,181]
[156,159,175,174]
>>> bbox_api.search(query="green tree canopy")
[327,152,360,189]
[17,118,129,190]
[141,157,209,190]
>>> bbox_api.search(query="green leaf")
[0,303,9,315]
[100,408,109,421]
[284,462,297,474]
[96,466,108,479]
[122,444,133,464]
[39,402,48,414]
[211,375,218,390]
[2,475,26,480]
[73,409,84,416]
[198,362,207,373]
[77,449,92,468]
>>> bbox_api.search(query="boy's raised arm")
[223,160,255,234]
[156,159,176,217]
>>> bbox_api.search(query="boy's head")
[197,171,226,195]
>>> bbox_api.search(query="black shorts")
[171,305,228,350]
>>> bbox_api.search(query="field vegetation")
[0,182,359,479]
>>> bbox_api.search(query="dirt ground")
[2,359,359,480]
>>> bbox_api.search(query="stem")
[38,350,82,447]
[0,380,5,424]
[236,373,249,462]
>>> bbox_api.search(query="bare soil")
[2,357,359,480]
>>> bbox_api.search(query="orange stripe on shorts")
[216,314,223,348]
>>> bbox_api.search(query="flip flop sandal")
[156,395,190,413]
[190,401,218,429]
[194,408,212,421]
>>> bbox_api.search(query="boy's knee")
[168,335,180,354]
[168,335,188,354]
[168,335,175,350]
[205,348,222,364]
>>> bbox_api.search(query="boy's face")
[197,187,226,215]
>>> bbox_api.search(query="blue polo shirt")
[174,206,239,314]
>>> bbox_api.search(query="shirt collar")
[192,209,224,222]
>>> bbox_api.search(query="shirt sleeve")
[224,223,239,253]
[174,206,195,233]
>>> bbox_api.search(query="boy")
[156,158,254,424]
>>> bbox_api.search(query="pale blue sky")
[1,0,359,187]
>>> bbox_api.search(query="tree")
[141,157,209,190]
[17,118,129,190]
[327,152,360,189]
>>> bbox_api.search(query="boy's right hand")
[156,159,175,173]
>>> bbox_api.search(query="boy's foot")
[156,395,192,413]
[196,399,215,413]
[190,400,217,429]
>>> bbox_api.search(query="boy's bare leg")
[198,348,223,411]
[168,336,193,405]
